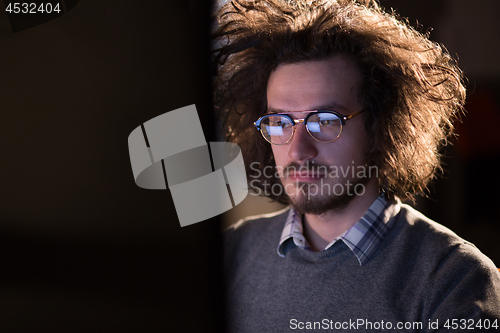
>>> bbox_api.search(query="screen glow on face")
[256,110,348,145]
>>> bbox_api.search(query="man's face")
[266,55,371,214]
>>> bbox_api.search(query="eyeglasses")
[254,109,364,145]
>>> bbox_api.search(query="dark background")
[1,0,499,332]
[1,0,224,332]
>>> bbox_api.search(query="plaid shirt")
[277,196,401,265]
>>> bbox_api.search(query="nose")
[287,122,318,161]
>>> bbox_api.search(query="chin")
[284,177,370,215]
[289,192,355,215]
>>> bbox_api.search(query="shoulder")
[391,204,500,318]
[401,204,461,238]
[224,206,291,239]
[395,203,472,249]
[394,204,496,266]
[223,207,290,263]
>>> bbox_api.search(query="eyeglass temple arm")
[344,109,365,121]
[254,119,261,130]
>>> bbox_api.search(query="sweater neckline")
[284,238,351,261]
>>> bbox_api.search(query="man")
[212,0,500,331]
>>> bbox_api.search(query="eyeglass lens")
[261,113,342,144]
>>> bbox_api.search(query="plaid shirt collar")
[277,195,401,265]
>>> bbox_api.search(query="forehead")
[266,55,362,113]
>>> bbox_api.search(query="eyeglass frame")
[254,109,365,145]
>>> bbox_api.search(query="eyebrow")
[266,103,349,114]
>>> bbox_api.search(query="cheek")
[271,146,288,173]
[271,146,284,163]
[319,133,367,166]
[341,121,368,161]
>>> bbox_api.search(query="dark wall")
[1,0,224,332]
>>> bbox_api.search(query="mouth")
[287,170,326,182]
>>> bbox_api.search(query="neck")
[302,179,379,251]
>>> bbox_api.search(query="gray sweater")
[224,204,500,332]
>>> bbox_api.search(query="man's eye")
[272,120,290,128]
[319,120,332,126]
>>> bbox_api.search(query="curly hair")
[212,0,466,203]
